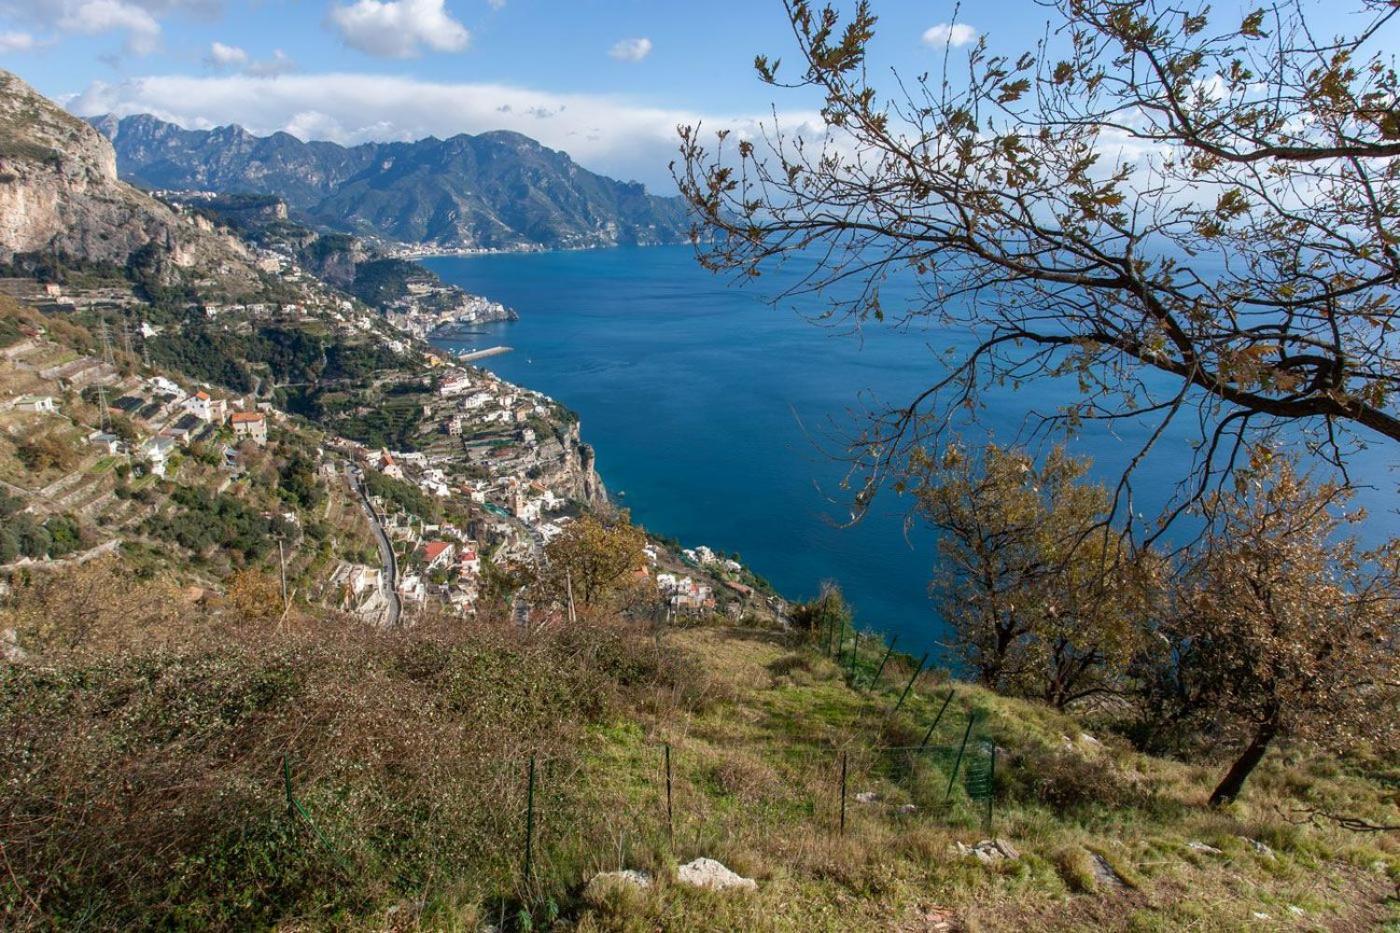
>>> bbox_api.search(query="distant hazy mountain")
[90,114,693,251]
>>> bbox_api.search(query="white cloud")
[0,30,36,52]
[205,40,246,67]
[245,48,296,77]
[326,0,469,58]
[56,0,161,53]
[921,22,976,49]
[0,0,216,54]
[485,0,504,8]
[66,71,826,190]
[609,37,652,62]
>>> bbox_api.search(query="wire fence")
[277,631,997,909]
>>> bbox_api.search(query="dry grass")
[1,588,1396,930]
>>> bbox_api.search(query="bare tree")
[676,0,1400,530]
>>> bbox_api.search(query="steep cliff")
[0,70,256,289]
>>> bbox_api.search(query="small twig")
[1281,805,1400,833]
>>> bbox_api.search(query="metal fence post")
[523,755,537,884]
[986,743,997,832]
[867,635,898,690]
[944,712,977,802]
[889,652,930,718]
[664,744,674,845]
[839,751,848,836]
[919,689,957,749]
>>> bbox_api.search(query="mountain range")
[89,114,693,251]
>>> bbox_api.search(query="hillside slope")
[0,71,256,288]
[91,114,692,250]
[3,608,1395,930]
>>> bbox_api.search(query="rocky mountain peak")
[0,69,256,286]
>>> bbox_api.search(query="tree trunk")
[1209,713,1279,807]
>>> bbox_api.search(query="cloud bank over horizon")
[66,70,825,191]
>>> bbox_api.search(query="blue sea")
[425,246,1397,659]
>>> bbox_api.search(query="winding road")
[347,464,401,627]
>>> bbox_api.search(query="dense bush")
[16,435,75,472]
[0,569,694,929]
[1000,745,1143,814]
[141,486,290,561]
[0,496,87,561]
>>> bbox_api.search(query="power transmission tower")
[98,318,115,365]
[96,383,110,432]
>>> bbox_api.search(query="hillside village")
[0,250,779,629]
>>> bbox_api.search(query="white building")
[461,391,494,411]
[140,436,177,476]
[12,395,56,414]
[439,373,474,397]
[230,412,268,444]
[183,391,226,423]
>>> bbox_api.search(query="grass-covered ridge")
[2,579,1394,930]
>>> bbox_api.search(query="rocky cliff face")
[0,70,256,288]
[535,421,607,507]
[93,114,694,251]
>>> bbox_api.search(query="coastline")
[392,239,693,262]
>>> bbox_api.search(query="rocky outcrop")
[0,70,257,290]
[576,439,606,506]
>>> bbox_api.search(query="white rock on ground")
[956,839,1021,864]
[1243,837,1275,859]
[585,869,652,894]
[676,858,757,892]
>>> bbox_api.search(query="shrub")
[0,583,699,928]
[1002,745,1142,814]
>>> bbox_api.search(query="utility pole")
[278,538,290,623]
[565,569,576,624]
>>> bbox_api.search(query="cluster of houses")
[384,290,515,339]
[98,377,268,477]
[322,364,594,619]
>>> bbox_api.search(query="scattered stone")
[956,838,1021,864]
[1252,912,1270,920]
[1,628,25,663]
[1079,732,1102,747]
[1243,838,1275,859]
[898,904,958,932]
[1287,906,1305,917]
[1087,852,1127,891]
[676,858,757,892]
[585,869,652,897]
[897,803,919,815]
[1187,841,1223,855]
[855,791,881,804]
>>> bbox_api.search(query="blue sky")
[0,0,1378,190]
